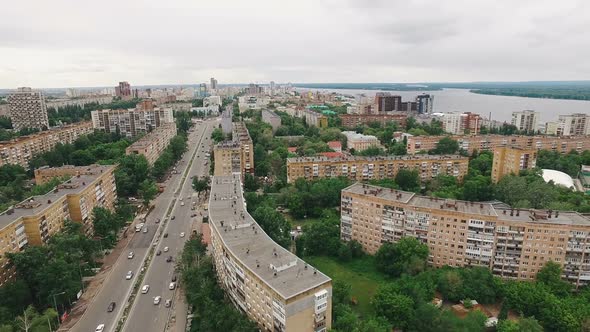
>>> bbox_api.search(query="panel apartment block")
[491,146,537,183]
[341,183,590,287]
[0,122,94,168]
[406,134,590,155]
[91,108,174,138]
[209,175,332,332]
[286,155,469,183]
[0,165,117,286]
[339,114,407,128]
[125,123,177,165]
[8,87,49,131]
[233,122,255,174]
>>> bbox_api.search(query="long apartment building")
[91,107,174,138]
[209,175,332,331]
[0,122,94,168]
[125,122,177,165]
[341,182,590,287]
[406,134,590,155]
[286,155,469,183]
[0,164,117,285]
[339,114,407,128]
[491,146,537,183]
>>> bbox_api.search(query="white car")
[169,282,176,290]
[164,246,169,252]
[125,271,134,280]
[180,232,185,238]
[127,252,134,259]
[142,227,148,233]
[181,202,185,206]
[95,324,105,332]
[153,296,161,305]
[141,285,150,294]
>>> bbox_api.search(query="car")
[155,218,160,224]
[127,252,134,259]
[166,256,173,262]
[165,299,172,308]
[191,213,197,217]
[164,246,169,252]
[171,275,177,282]
[142,227,148,233]
[107,302,116,312]
[125,271,134,280]
[153,296,161,305]
[181,202,185,206]
[95,324,105,332]
[180,232,185,238]
[171,216,176,220]
[156,250,161,256]
[141,285,150,294]
[169,282,176,290]
[180,197,183,201]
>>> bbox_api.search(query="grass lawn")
[306,255,388,317]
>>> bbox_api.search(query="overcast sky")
[1,0,589,88]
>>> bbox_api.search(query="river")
[295,88,590,123]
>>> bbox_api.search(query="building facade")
[416,94,433,115]
[339,114,407,129]
[221,106,233,134]
[125,123,177,165]
[405,134,590,155]
[342,131,380,152]
[441,112,482,135]
[116,81,131,98]
[209,175,332,331]
[46,95,113,111]
[341,182,590,287]
[374,93,402,113]
[214,122,255,176]
[557,113,590,137]
[0,165,117,285]
[90,108,174,137]
[286,155,469,183]
[491,146,537,183]
[262,110,282,132]
[233,122,255,175]
[8,87,49,131]
[511,110,539,134]
[0,122,94,168]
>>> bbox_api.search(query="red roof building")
[327,141,342,152]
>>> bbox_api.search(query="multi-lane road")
[71,118,215,332]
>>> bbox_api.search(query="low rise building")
[0,122,94,168]
[286,155,469,183]
[341,182,590,287]
[191,105,220,115]
[262,110,282,132]
[209,175,332,331]
[342,131,380,152]
[406,134,590,155]
[125,123,177,165]
[491,146,537,183]
[0,164,117,285]
[339,114,407,128]
[91,108,174,138]
[46,95,113,110]
[327,141,342,153]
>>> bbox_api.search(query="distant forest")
[469,87,590,101]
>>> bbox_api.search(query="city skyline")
[1,0,589,88]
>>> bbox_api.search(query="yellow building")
[0,165,117,285]
[213,141,242,176]
[406,134,590,155]
[286,155,469,183]
[0,122,94,168]
[125,122,177,165]
[209,175,332,331]
[342,182,590,287]
[491,146,537,183]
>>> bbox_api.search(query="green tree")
[373,286,415,330]
[536,261,571,297]
[138,179,158,207]
[211,128,225,142]
[251,206,292,249]
[430,137,459,154]
[395,169,420,192]
[375,237,428,277]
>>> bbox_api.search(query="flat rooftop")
[287,154,468,163]
[344,182,590,226]
[126,123,176,149]
[0,164,115,230]
[209,175,331,299]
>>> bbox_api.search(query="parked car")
[156,250,161,256]
[125,271,134,280]
[166,256,173,263]
[181,202,185,206]
[107,302,116,312]
[153,296,161,305]
[169,282,176,290]
[127,252,134,259]
[141,285,150,294]
[163,233,168,238]
[171,216,176,220]
[171,275,177,282]
[164,246,169,252]
[180,232,185,238]
[142,227,148,233]
[155,218,160,224]
[165,299,172,308]
[96,324,105,332]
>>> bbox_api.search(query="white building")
[557,113,590,136]
[441,112,463,135]
[261,110,282,132]
[8,87,49,131]
[221,106,233,134]
[342,131,380,151]
[511,110,538,133]
[191,105,220,115]
[203,95,222,107]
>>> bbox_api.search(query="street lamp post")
[51,291,66,326]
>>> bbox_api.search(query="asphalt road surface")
[71,119,215,332]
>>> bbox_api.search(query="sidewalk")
[58,228,136,331]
